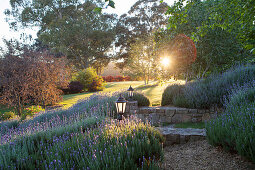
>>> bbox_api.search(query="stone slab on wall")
[131,106,221,125]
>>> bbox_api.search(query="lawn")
[60,80,184,109]
[135,80,185,106]
[0,80,184,115]
[59,81,145,109]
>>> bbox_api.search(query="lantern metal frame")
[115,94,127,120]
[127,85,134,99]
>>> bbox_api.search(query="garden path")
[163,140,255,170]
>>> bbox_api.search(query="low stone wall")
[125,101,138,114]
[124,101,223,125]
[135,106,223,125]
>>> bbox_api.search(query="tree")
[5,0,116,69]
[157,34,197,82]
[0,41,69,116]
[159,0,252,78]
[125,35,158,85]
[115,0,168,69]
[94,0,115,13]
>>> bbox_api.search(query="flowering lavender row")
[0,92,119,144]
[162,64,255,109]
[184,64,255,108]
[0,116,164,169]
[206,84,255,163]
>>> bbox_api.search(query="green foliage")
[115,0,168,69]
[0,117,164,169]
[161,0,254,77]
[21,106,45,120]
[0,105,44,121]
[175,122,205,129]
[133,93,150,107]
[0,111,15,121]
[172,95,189,108]
[94,0,115,13]
[75,68,105,92]
[206,86,255,163]
[6,0,116,69]
[123,92,150,107]
[125,35,158,85]
[161,84,184,106]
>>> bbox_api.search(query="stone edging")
[125,102,223,125]
[136,107,223,124]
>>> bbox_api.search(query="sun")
[160,57,170,67]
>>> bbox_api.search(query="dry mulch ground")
[162,140,255,170]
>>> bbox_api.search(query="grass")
[60,81,145,109]
[60,80,181,109]
[135,80,185,106]
[59,91,95,109]
[174,122,205,129]
[1,80,184,117]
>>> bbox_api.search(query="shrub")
[124,92,150,107]
[102,76,131,82]
[68,81,84,94]
[173,95,190,108]
[88,77,105,92]
[133,92,150,107]
[75,68,104,92]
[124,76,131,81]
[115,75,124,81]
[0,111,15,121]
[21,105,45,120]
[102,75,114,82]
[161,84,184,106]
[206,84,255,163]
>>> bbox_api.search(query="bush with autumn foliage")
[102,75,131,82]
[0,42,69,116]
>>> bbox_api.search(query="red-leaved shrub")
[102,76,131,82]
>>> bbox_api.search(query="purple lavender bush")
[162,64,255,109]
[206,82,255,163]
[0,117,164,169]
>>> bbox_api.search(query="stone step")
[156,125,206,147]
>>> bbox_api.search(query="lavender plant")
[0,116,164,169]
[162,64,255,109]
[0,92,119,144]
[206,82,255,163]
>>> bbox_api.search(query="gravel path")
[163,140,255,170]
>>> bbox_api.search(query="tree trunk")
[17,97,22,116]
[144,73,147,85]
[185,69,189,84]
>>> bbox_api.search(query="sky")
[0,0,174,48]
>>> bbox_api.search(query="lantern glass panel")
[115,103,119,113]
[128,91,132,97]
[116,102,127,113]
[122,102,126,113]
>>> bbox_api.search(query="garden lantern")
[115,94,127,120]
[127,85,134,98]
